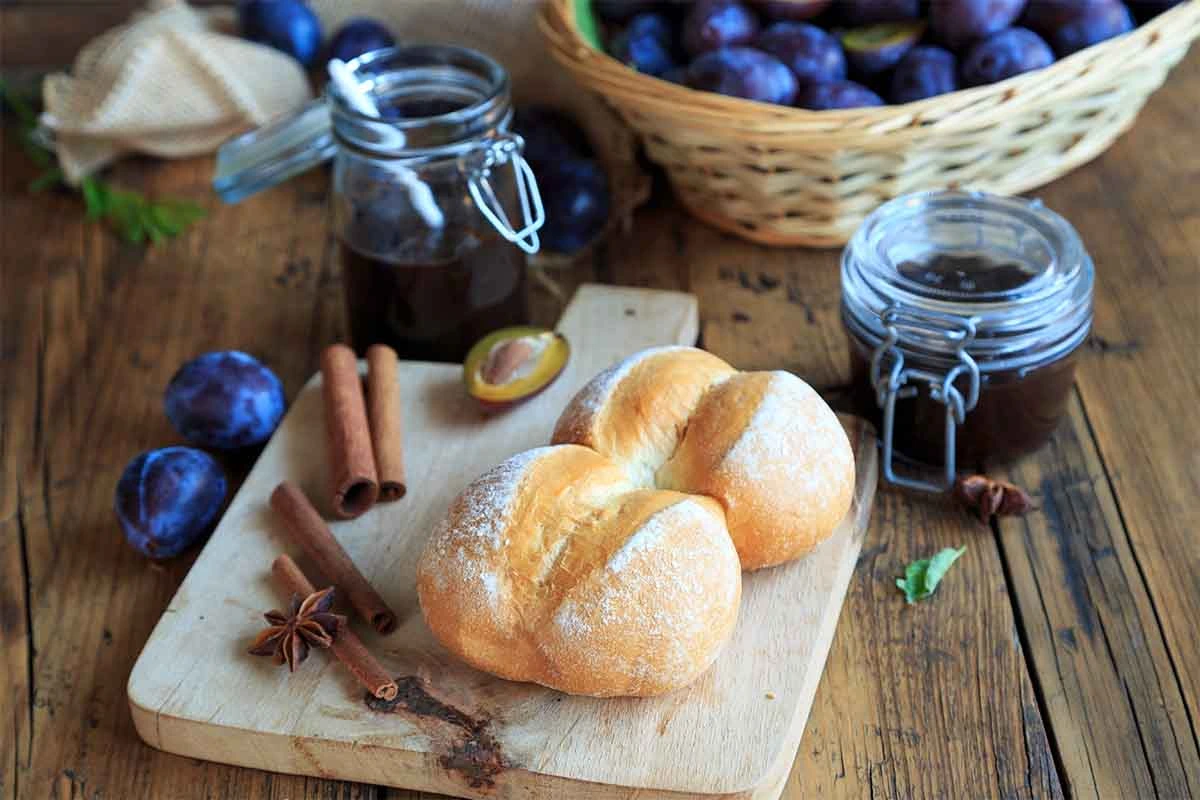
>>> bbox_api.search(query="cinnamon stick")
[366,344,406,502]
[271,554,398,701]
[270,481,398,634]
[321,343,378,519]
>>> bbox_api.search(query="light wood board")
[128,283,878,799]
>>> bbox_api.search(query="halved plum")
[464,327,570,410]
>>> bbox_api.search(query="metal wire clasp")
[870,306,981,493]
[465,133,545,255]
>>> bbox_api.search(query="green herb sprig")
[1,79,206,245]
[897,546,966,604]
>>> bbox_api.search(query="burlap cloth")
[42,0,311,184]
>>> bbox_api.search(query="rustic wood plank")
[1029,48,1200,791]
[787,482,1062,799]
[0,130,383,798]
[997,392,1200,799]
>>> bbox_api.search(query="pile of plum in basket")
[596,0,1179,108]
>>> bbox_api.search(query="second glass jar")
[841,191,1094,491]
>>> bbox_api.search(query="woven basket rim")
[540,0,1200,140]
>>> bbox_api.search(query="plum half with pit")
[687,47,799,104]
[751,0,832,21]
[464,327,570,410]
[1048,0,1133,56]
[754,22,846,83]
[327,18,395,63]
[682,0,761,56]
[795,79,885,109]
[840,21,925,76]
[536,158,611,254]
[838,0,922,26]
[612,11,681,76]
[961,27,1055,86]
[115,447,227,559]
[165,351,286,450]
[929,0,1028,50]
[891,46,959,102]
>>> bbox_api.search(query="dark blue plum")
[962,27,1055,85]
[752,0,832,21]
[682,0,761,56]
[327,18,396,64]
[891,46,960,102]
[794,79,885,109]
[238,0,323,66]
[840,21,925,75]
[165,351,286,450]
[595,0,668,22]
[838,0,922,25]
[513,107,592,164]
[930,0,1028,50]
[1020,0,1101,35]
[663,65,691,84]
[687,46,799,104]
[612,12,681,76]
[536,158,611,253]
[115,447,227,559]
[753,22,847,83]
[1048,0,1134,55]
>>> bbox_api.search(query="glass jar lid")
[841,191,1094,374]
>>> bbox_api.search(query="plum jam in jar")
[841,191,1094,492]
[214,45,544,362]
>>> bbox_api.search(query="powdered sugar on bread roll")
[417,445,742,698]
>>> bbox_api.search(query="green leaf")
[81,178,108,219]
[29,166,63,192]
[897,546,966,604]
[574,0,602,50]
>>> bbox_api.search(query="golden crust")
[418,347,853,697]
[417,445,742,697]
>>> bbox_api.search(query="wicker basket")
[540,0,1200,247]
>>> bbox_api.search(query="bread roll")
[553,347,854,569]
[418,346,853,697]
[417,445,742,698]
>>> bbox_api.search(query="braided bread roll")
[417,347,853,697]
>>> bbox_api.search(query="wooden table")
[3,36,1199,800]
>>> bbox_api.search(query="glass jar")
[213,45,543,362]
[841,191,1094,492]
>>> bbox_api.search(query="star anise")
[248,586,346,672]
[953,474,1034,524]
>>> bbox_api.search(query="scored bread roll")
[553,347,854,570]
[417,445,742,698]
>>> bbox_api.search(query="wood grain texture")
[3,34,1197,800]
[997,392,1200,799]
[128,285,877,799]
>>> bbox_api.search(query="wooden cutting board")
[128,284,878,800]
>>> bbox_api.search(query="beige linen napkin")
[42,0,311,184]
